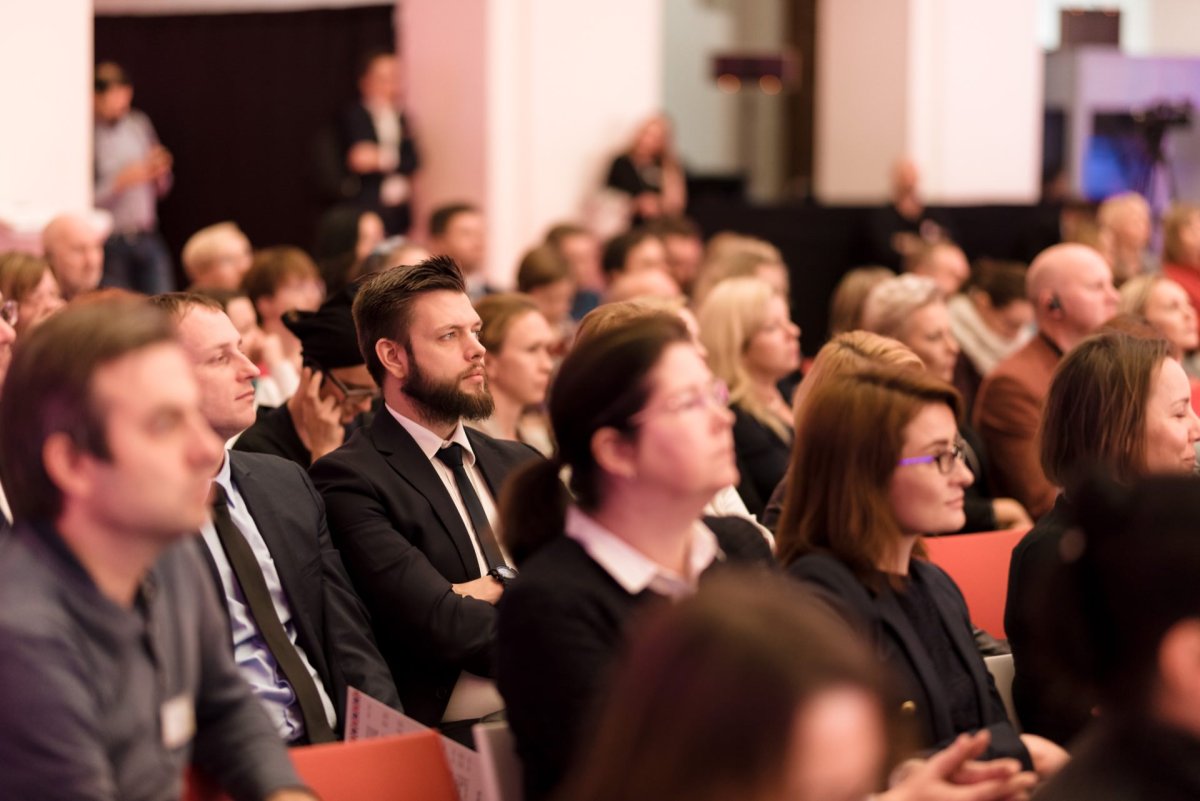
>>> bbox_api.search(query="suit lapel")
[371,411,480,575]
[465,428,511,497]
[918,562,997,724]
[874,583,956,738]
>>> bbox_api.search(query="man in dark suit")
[340,50,420,236]
[311,256,540,735]
[155,292,400,744]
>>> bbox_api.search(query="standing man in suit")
[341,50,420,236]
[974,244,1119,519]
[311,256,540,739]
[152,292,400,744]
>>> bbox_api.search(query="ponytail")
[500,458,570,566]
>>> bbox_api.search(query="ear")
[590,427,638,481]
[375,338,408,382]
[1157,619,1200,709]
[41,432,94,503]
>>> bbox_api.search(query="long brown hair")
[776,369,960,579]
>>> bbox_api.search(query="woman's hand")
[883,732,1036,801]
[1018,733,1069,780]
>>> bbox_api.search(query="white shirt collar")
[564,506,721,599]
[212,450,235,503]
[386,404,477,467]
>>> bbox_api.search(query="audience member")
[194,287,295,409]
[0,298,312,800]
[515,244,575,353]
[829,266,895,336]
[866,158,950,270]
[428,203,490,300]
[1097,191,1153,283]
[605,114,686,223]
[241,246,325,402]
[1005,331,1200,746]
[1119,274,1199,389]
[862,274,1030,532]
[359,237,431,277]
[947,259,1034,414]
[906,241,970,298]
[235,290,378,466]
[973,243,1118,519]
[93,62,175,294]
[761,331,924,532]
[153,292,399,742]
[1035,474,1200,801]
[692,235,789,308]
[182,221,253,291]
[313,205,386,294]
[497,316,772,801]
[600,227,670,288]
[310,257,540,736]
[648,215,704,296]
[604,266,683,303]
[698,277,800,518]
[561,573,1035,801]
[1162,202,1200,327]
[0,252,65,335]
[472,293,554,456]
[778,369,1068,777]
[340,50,421,236]
[0,287,14,396]
[42,213,105,300]
[544,222,603,320]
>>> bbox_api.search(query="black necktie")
[435,443,507,571]
[210,484,336,744]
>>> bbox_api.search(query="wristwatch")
[488,565,518,586]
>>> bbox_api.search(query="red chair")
[923,527,1029,639]
[185,730,459,801]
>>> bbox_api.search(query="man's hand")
[884,731,1036,801]
[1018,733,1069,780]
[451,576,503,605]
[346,142,383,174]
[288,367,345,463]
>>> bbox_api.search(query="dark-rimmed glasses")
[896,440,966,475]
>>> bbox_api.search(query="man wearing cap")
[152,292,400,744]
[94,61,176,294]
[235,287,378,467]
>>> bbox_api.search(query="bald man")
[973,244,1119,518]
[42,214,104,300]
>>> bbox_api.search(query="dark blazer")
[788,552,1030,767]
[339,104,420,235]
[731,404,792,520]
[1037,720,1200,801]
[310,410,541,724]
[199,451,401,732]
[233,404,311,468]
[499,515,775,801]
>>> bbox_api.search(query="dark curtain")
[95,5,394,271]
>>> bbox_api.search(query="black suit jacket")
[310,410,541,724]
[788,552,1030,768]
[339,103,420,235]
[199,451,401,734]
[731,404,792,519]
[499,516,776,801]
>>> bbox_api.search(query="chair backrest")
[184,730,458,801]
[984,653,1020,731]
[923,527,1028,639]
[473,721,524,801]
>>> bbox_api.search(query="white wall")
[1147,0,1200,56]
[663,0,739,174]
[0,0,92,246]
[406,0,662,286]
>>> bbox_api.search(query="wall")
[0,0,92,248]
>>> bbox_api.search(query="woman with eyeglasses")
[496,314,773,801]
[777,368,1068,782]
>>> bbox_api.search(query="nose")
[952,455,975,488]
[1188,408,1200,443]
[236,348,261,379]
[0,318,14,346]
[466,334,486,361]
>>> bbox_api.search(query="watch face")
[493,566,519,581]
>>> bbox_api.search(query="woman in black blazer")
[776,368,1067,782]
[496,315,773,801]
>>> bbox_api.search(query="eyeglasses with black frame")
[319,366,381,404]
[0,299,17,328]
[896,439,967,475]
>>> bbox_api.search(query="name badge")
[161,694,195,750]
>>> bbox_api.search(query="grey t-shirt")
[0,521,304,801]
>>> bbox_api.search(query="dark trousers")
[103,231,175,295]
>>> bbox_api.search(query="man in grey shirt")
[94,62,175,295]
[0,298,313,801]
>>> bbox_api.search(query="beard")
[402,348,495,427]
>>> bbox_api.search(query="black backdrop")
[95,5,394,276]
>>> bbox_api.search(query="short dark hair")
[428,203,479,239]
[352,255,467,384]
[647,215,701,240]
[240,246,321,306]
[0,298,176,523]
[602,228,661,278]
[968,259,1028,308]
[147,292,224,323]
[544,222,589,247]
[94,61,130,93]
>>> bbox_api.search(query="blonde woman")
[698,276,800,517]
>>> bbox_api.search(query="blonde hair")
[693,234,786,307]
[697,277,790,440]
[181,222,249,279]
[1163,203,1200,266]
[860,273,941,340]
[829,266,895,335]
[575,296,686,346]
[791,331,923,430]
[1098,192,1149,231]
[1117,274,1161,318]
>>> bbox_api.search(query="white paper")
[344,687,484,801]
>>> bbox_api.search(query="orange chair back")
[923,527,1028,639]
[185,730,459,801]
